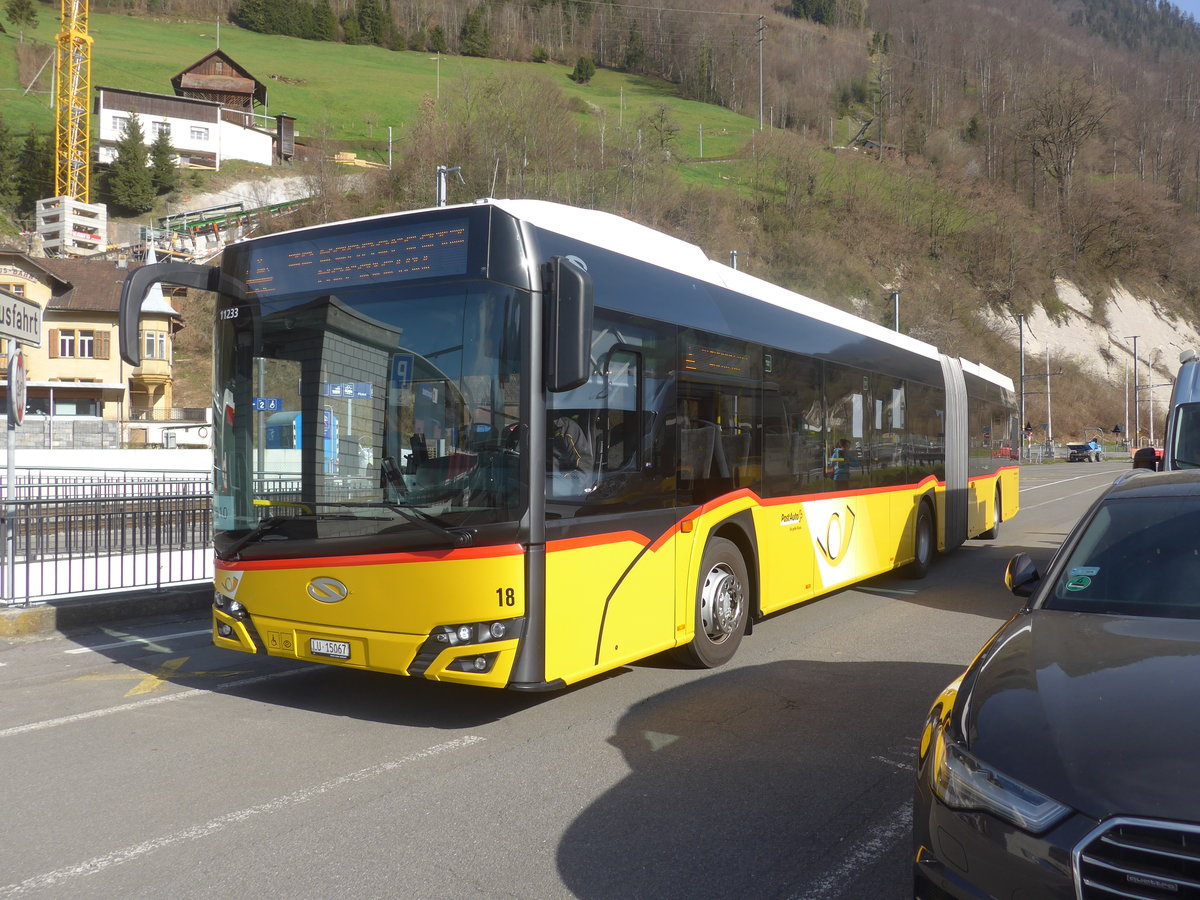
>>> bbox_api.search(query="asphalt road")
[0,461,1127,899]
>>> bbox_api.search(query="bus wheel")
[905,501,934,579]
[679,537,748,668]
[979,488,1001,541]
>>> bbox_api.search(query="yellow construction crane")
[54,0,91,203]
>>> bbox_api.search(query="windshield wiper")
[220,512,364,560]
[326,501,473,547]
[220,515,289,560]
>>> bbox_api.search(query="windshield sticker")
[1065,575,1092,592]
[1068,566,1100,577]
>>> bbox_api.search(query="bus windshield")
[212,279,525,558]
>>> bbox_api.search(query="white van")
[1137,349,1200,470]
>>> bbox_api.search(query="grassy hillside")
[2,12,756,161]
[3,10,1190,439]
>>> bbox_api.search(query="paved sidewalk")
[0,583,212,638]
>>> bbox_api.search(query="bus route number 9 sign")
[8,349,26,427]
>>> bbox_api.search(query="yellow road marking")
[73,657,250,697]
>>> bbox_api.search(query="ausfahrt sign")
[0,292,41,347]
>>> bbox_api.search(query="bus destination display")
[243,219,470,297]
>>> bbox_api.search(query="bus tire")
[678,537,748,668]
[979,487,1001,541]
[905,500,935,580]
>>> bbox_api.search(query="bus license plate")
[310,638,351,659]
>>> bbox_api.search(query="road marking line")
[1021,481,1111,512]
[71,656,250,697]
[0,735,486,897]
[65,628,211,655]
[870,755,915,771]
[0,666,321,739]
[1019,470,1119,492]
[788,800,913,900]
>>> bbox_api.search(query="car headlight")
[929,725,1070,833]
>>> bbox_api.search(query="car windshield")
[1046,495,1200,618]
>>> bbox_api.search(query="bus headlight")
[408,618,525,677]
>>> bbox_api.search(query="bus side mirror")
[544,256,593,393]
[1131,447,1160,471]
[118,263,223,365]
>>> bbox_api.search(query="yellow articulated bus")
[119,199,1018,691]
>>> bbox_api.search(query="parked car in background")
[1066,440,1103,462]
[913,469,1200,899]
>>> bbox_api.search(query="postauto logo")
[307,577,349,603]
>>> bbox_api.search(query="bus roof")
[493,199,1013,392]
[228,196,1013,393]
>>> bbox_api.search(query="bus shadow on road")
[212,663,603,728]
[557,658,962,900]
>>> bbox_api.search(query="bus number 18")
[496,587,516,607]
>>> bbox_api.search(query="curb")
[0,583,212,637]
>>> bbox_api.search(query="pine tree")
[569,56,596,85]
[106,117,155,215]
[624,21,646,73]
[4,0,38,41]
[148,126,179,196]
[0,114,18,213]
[312,0,337,41]
[15,127,52,218]
[357,0,385,46]
[459,6,491,57]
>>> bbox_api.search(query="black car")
[913,469,1200,900]
[1066,442,1104,462]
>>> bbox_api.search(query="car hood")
[962,610,1200,822]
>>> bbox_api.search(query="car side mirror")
[1004,553,1041,598]
[1132,447,1160,471]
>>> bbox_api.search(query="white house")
[94,86,287,170]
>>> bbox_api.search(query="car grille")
[1077,818,1200,899]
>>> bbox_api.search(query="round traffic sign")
[8,349,26,427]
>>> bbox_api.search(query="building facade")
[0,253,181,426]
[95,86,279,170]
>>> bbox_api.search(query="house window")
[49,329,109,360]
[112,116,129,133]
[190,126,209,141]
[0,283,24,297]
[143,330,170,361]
[153,121,170,138]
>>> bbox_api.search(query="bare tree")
[1019,76,1110,226]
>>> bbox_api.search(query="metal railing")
[1,475,213,606]
[128,407,209,423]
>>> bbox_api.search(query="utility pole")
[1127,335,1139,447]
[1015,314,1026,461]
[756,16,767,131]
[436,165,461,207]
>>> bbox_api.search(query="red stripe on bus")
[547,532,651,553]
